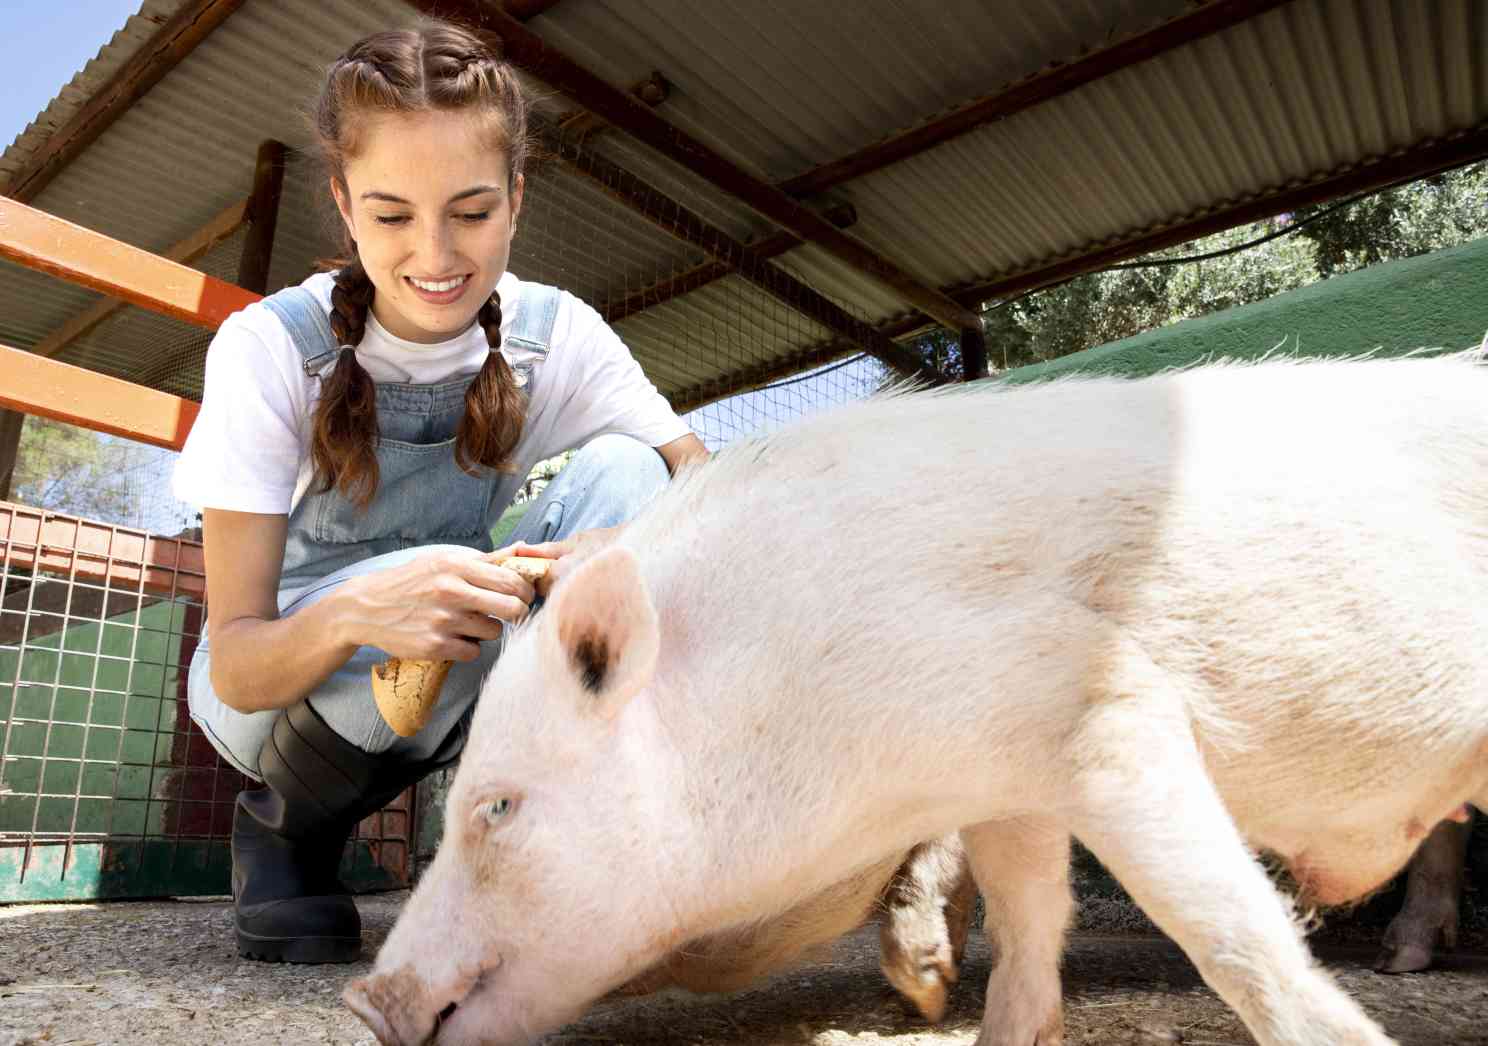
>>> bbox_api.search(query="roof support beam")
[601,231,796,325]
[668,312,935,415]
[406,0,981,332]
[615,0,1293,329]
[236,139,287,296]
[0,410,23,502]
[551,135,945,386]
[778,0,1295,198]
[669,341,861,416]
[1,0,250,203]
[949,124,1488,309]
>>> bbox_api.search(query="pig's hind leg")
[878,833,978,1023]
[961,817,1072,1046]
[1066,650,1395,1045]
[1376,815,1472,974]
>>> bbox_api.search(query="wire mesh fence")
[0,502,416,901]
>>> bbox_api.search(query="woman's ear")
[509,172,524,230]
[330,178,356,241]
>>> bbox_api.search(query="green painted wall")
[993,235,1488,386]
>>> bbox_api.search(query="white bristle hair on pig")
[345,352,1488,1046]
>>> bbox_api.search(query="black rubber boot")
[232,701,460,963]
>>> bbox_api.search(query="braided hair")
[308,21,530,509]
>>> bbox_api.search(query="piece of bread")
[371,657,454,737]
[369,554,554,736]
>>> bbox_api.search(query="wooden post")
[0,409,25,501]
[237,140,286,294]
[961,324,988,382]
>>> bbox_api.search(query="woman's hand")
[335,548,537,663]
[506,525,625,588]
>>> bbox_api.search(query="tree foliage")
[12,417,147,524]
[911,160,1488,375]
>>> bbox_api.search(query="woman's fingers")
[454,558,536,613]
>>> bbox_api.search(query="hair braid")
[310,256,380,508]
[456,291,527,475]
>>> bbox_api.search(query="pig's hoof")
[898,977,950,1024]
[882,959,954,1023]
[1374,940,1435,974]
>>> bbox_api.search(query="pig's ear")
[541,544,659,719]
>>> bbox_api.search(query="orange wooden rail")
[0,500,206,601]
[0,195,260,329]
[0,195,262,447]
[1,343,200,450]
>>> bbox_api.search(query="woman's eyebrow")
[359,185,503,204]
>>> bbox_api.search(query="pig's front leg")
[1376,815,1472,974]
[963,817,1072,1046]
[1069,691,1395,1045]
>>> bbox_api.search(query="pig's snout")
[343,962,494,1046]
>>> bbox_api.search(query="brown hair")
[310,22,530,509]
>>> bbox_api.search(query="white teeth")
[409,275,467,293]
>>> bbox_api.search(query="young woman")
[172,21,707,963]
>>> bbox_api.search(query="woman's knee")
[571,433,669,496]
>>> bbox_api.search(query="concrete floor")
[3,892,1488,1045]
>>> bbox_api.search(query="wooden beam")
[407,0,981,332]
[502,0,564,18]
[30,198,249,360]
[669,340,862,416]
[778,0,1294,198]
[552,135,946,385]
[0,196,260,330]
[948,124,1488,309]
[960,325,988,382]
[0,411,24,502]
[668,311,939,414]
[237,140,287,295]
[2,0,250,203]
[602,231,797,324]
[0,501,205,601]
[0,344,200,451]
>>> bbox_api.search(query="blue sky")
[2,0,142,151]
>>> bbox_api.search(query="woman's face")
[332,108,524,344]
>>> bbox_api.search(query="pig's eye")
[480,797,518,826]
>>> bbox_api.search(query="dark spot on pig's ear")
[573,633,610,694]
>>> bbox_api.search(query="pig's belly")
[1227,790,1469,907]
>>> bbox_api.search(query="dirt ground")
[4,893,1488,1046]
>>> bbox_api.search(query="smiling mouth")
[407,275,469,293]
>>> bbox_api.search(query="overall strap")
[261,287,342,376]
[503,281,562,355]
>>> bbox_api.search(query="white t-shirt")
[172,270,689,516]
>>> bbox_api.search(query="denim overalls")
[187,281,670,777]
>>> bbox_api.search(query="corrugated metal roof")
[0,0,193,181]
[3,0,1487,408]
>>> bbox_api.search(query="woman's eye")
[373,214,411,226]
[457,211,491,223]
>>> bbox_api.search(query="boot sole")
[236,926,362,964]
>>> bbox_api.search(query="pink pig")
[347,355,1488,1046]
